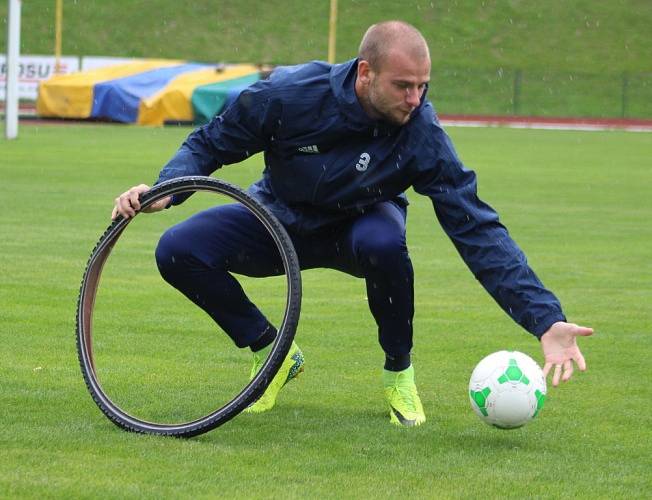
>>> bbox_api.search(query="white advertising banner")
[0,55,80,100]
[81,56,140,71]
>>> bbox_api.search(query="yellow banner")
[137,64,259,126]
[36,59,183,118]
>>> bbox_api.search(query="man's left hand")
[540,321,594,387]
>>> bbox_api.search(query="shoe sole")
[389,405,422,427]
[245,352,304,413]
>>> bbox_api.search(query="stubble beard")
[367,80,412,126]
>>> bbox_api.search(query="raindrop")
[389,297,393,304]
[171,256,176,263]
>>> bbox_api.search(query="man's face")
[362,50,431,126]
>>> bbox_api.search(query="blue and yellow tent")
[37,60,260,125]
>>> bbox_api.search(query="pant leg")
[298,202,415,358]
[155,200,414,356]
[155,203,284,348]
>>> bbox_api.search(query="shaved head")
[358,21,430,71]
[355,21,431,125]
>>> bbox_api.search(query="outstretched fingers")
[541,322,593,387]
[573,325,594,337]
[544,351,586,387]
[561,359,574,382]
[543,362,561,386]
[573,349,587,372]
[552,363,562,387]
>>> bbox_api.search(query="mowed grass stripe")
[0,123,650,497]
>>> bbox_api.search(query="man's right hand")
[111,184,172,220]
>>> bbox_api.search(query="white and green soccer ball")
[468,350,546,429]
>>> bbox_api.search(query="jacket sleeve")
[154,81,279,204]
[413,128,565,338]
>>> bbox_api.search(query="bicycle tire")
[76,176,302,438]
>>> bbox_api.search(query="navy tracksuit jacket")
[155,58,565,348]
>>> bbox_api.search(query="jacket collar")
[329,58,430,134]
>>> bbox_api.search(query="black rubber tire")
[76,176,302,437]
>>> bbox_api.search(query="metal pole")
[621,72,628,119]
[328,0,338,63]
[55,0,63,74]
[512,69,522,116]
[5,0,21,140]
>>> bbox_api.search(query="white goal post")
[5,0,21,140]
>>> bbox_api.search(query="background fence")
[3,58,651,121]
[4,62,651,121]
[433,67,652,119]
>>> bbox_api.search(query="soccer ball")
[468,350,546,429]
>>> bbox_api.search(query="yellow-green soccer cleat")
[383,365,426,427]
[245,341,304,413]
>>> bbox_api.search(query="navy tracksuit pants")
[155,201,414,357]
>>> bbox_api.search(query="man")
[113,21,593,427]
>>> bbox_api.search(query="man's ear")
[357,59,372,85]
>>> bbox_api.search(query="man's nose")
[405,88,421,107]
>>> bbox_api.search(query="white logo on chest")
[298,145,319,153]
[356,152,371,172]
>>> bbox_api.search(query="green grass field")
[1,122,651,497]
